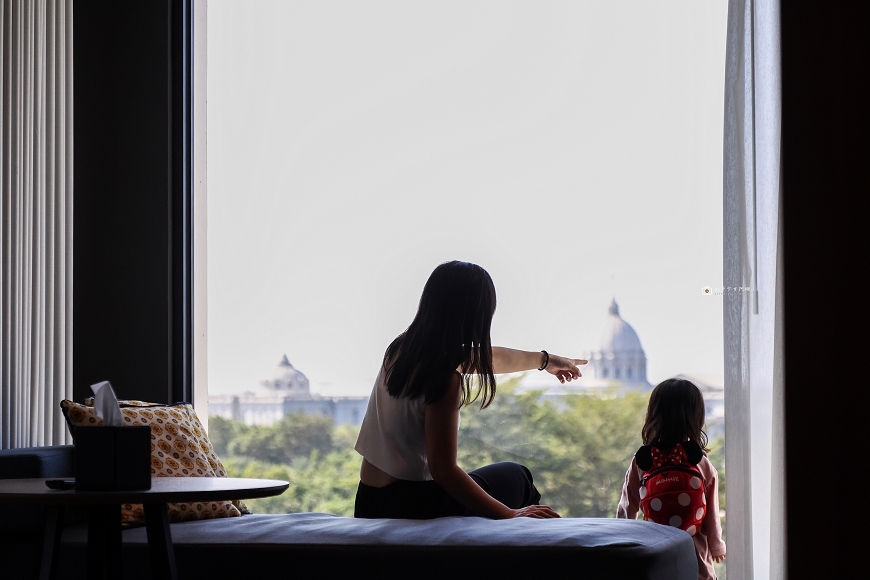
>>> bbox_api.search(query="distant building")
[209,355,369,426]
[519,298,653,397]
[519,299,723,429]
[212,301,724,431]
[581,298,653,391]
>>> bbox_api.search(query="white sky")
[206,0,729,397]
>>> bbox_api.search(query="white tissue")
[91,381,124,427]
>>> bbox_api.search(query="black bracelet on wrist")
[538,350,549,371]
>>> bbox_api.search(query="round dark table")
[0,477,289,580]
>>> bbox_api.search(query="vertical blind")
[1,0,73,448]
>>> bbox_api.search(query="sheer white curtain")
[723,0,783,579]
[0,0,73,449]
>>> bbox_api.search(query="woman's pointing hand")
[546,355,587,383]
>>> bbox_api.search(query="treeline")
[210,412,336,465]
[209,413,362,516]
[457,385,647,517]
[210,378,724,520]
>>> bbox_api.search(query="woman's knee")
[470,461,533,482]
[468,462,540,508]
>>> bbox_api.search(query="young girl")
[354,260,585,519]
[617,378,726,580]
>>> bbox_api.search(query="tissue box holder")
[75,426,151,491]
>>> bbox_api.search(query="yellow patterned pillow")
[61,400,250,523]
[82,397,155,407]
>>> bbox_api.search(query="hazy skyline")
[206,1,729,396]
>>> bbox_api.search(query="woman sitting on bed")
[353,260,585,519]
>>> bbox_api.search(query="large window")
[205,0,726,566]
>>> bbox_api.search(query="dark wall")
[74,1,191,404]
[782,2,869,578]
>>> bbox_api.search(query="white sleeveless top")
[354,366,431,481]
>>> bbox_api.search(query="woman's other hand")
[546,355,587,383]
[511,504,561,519]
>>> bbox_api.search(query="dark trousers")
[354,462,541,519]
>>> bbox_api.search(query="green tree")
[212,377,728,524]
[223,449,361,516]
[208,414,246,459]
[226,412,334,465]
[458,377,647,517]
[213,413,361,516]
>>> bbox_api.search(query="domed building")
[581,299,652,391]
[516,300,724,429]
[209,355,369,426]
[519,298,652,396]
[260,355,311,397]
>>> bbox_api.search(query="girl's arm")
[425,372,560,519]
[616,459,641,519]
[703,459,727,561]
[491,347,586,383]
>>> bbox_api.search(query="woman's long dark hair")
[642,378,709,452]
[384,261,497,409]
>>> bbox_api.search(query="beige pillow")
[61,399,250,523]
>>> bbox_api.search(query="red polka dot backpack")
[636,441,707,536]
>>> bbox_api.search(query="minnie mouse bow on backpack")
[636,441,707,536]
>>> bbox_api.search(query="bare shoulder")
[424,372,462,414]
[424,372,462,441]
